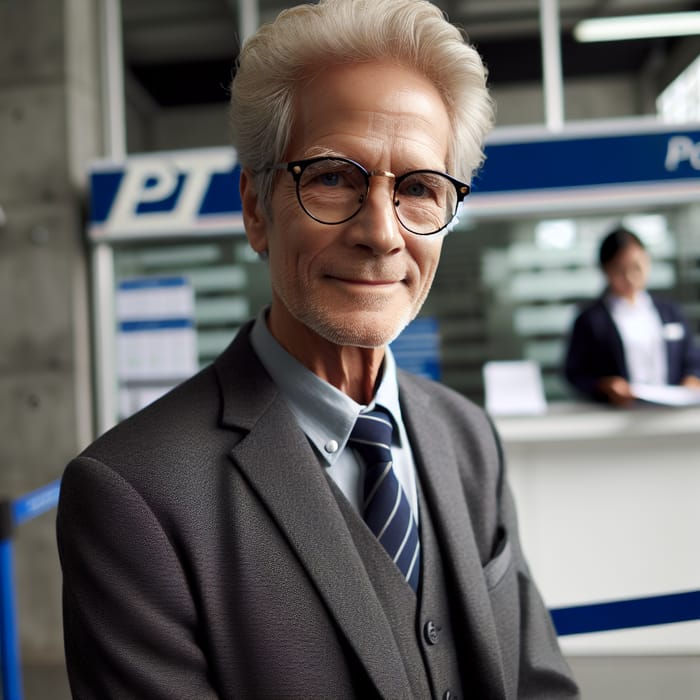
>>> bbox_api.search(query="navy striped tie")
[349,409,420,592]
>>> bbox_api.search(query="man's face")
[244,60,451,354]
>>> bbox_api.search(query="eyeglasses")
[270,156,470,236]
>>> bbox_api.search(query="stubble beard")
[275,280,429,349]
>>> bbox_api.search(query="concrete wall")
[492,74,647,127]
[0,0,102,692]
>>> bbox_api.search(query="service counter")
[493,402,700,655]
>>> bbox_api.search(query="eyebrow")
[303,146,343,158]
[298,149,449,176]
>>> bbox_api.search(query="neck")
[267,308,385,405]
[307,345,385,405]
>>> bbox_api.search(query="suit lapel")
[599,299,628,376]
[214,330,413,699]
[398,374,508,698]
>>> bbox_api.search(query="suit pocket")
[484,530,520,698]
[483,527,513,590]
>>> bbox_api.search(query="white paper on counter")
[631,383,700,406]
[483,360,547,416]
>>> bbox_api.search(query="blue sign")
[89,148,243,240]
[473,128,700,194]
[88,125,700,240]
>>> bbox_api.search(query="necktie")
[348,409,420,592]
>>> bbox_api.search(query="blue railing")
[1,480,61,700]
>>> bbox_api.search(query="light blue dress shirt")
[249,309,420,522]
[607,290,667,385]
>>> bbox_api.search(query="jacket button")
[423,620,440,645]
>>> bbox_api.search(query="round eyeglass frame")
[270,156,470,236]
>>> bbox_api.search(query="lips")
[334,277,400,285]
[325,267,406,285]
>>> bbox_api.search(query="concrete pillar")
[0,0,103,685]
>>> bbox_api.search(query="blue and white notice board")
[116,276,198,418]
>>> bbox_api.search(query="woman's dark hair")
[598,226,645,269]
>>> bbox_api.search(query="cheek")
[271,198,301,242]
[268,200,311,261]
[410,240,443,286]
[277,189,300,217]
[269,209,333,274]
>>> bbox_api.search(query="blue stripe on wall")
[551,589,700,636]
[119,319,194,332]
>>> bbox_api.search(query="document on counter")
[631,383,700,406]
[483,360,547,416]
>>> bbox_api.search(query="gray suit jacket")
[57,322,578,699]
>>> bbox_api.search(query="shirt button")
[324,439,339,454]
[423,620,440,645]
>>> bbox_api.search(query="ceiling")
[121,0,700,108]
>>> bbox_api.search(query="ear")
[240,169,269,254]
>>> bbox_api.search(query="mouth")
[326,266,407,284]
[328,275,405,288]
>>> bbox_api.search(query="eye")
[404,181,428,197]
[397,173,445,200]
[319,171,342,187]
[302,160,361,190]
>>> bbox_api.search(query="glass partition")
[424,202,700,404]
[107,201,700,415]
[114,237,269,370]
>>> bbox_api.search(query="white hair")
[230,0,494,210]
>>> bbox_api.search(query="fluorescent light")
[574,12,700,42]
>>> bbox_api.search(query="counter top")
[492,401,700,444]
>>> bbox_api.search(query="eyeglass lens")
[296,158,459,235]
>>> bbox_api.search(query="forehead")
[289,60,451,166]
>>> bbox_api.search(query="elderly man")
[58,0,579,697]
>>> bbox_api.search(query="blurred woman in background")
[564,226,700,405]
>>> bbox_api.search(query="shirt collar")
[606,289,653,312]
[249,308,404,466]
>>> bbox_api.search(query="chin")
[300,308,414,349]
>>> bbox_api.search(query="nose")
[346,177,405,255]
